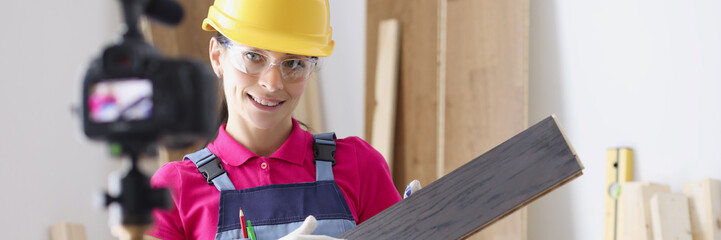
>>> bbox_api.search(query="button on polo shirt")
[208,119,311,186]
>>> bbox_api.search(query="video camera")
[82,0,218,149]
[79,0,218,235]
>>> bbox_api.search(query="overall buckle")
[313,138,336,166]
[197,155,226,185]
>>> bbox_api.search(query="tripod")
[102,142,170,240]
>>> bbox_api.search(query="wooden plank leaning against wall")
[443,0,529,238]
[366,0,529,239]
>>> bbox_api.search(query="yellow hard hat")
[202,0,335,57]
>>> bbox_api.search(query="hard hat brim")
[202,18,335,57]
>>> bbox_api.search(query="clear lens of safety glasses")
[224,42,317,82]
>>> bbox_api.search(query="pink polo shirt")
[149,119,401,240]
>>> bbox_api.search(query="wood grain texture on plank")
[443,1,530,237]
[650,193,693,240]
[340,115,584,239]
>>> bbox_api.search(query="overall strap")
[313,132,337,182]
[186,148,236,191]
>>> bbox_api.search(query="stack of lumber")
[620,179,721,240]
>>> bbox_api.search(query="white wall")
[319,0,367,138]
[0,0,122,239]
[527,0,721,239]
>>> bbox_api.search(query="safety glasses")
[222,40,318,83]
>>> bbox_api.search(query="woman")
[147,0,401,239]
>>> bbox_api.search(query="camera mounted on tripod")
[79,0,218,233]
[82,0,218,150]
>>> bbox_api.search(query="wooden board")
[366,0,440,193]
[370,19,401,172]
[620,182,670,240]
[443,0,528,176]
[50,222,87,240]
[605,148,633,240]
[339,115,584,239]
[442,0,529,238]
[650,193,692,240]
[683,178,721,240]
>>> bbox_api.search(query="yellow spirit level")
[604,148,633,240]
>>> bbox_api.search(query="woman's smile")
[246,92,285,111]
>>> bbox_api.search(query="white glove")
[403,179,422,199]
[279,215,344,240]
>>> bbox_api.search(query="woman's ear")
[209,37,223,77]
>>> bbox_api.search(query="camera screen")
[88,78,153,123]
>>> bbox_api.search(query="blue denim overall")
[186,133,357,240]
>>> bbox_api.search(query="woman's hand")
[280,179,421,240]
[279,215,344,240]
[403,179,422,199]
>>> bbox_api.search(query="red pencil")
[240,208,248,238]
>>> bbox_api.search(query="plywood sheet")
[443,0,529,238]
[340,116,583,239]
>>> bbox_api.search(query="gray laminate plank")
[340,115,584,239]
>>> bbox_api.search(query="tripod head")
[101,142,171,224]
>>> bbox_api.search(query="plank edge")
[551,114,585,170]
